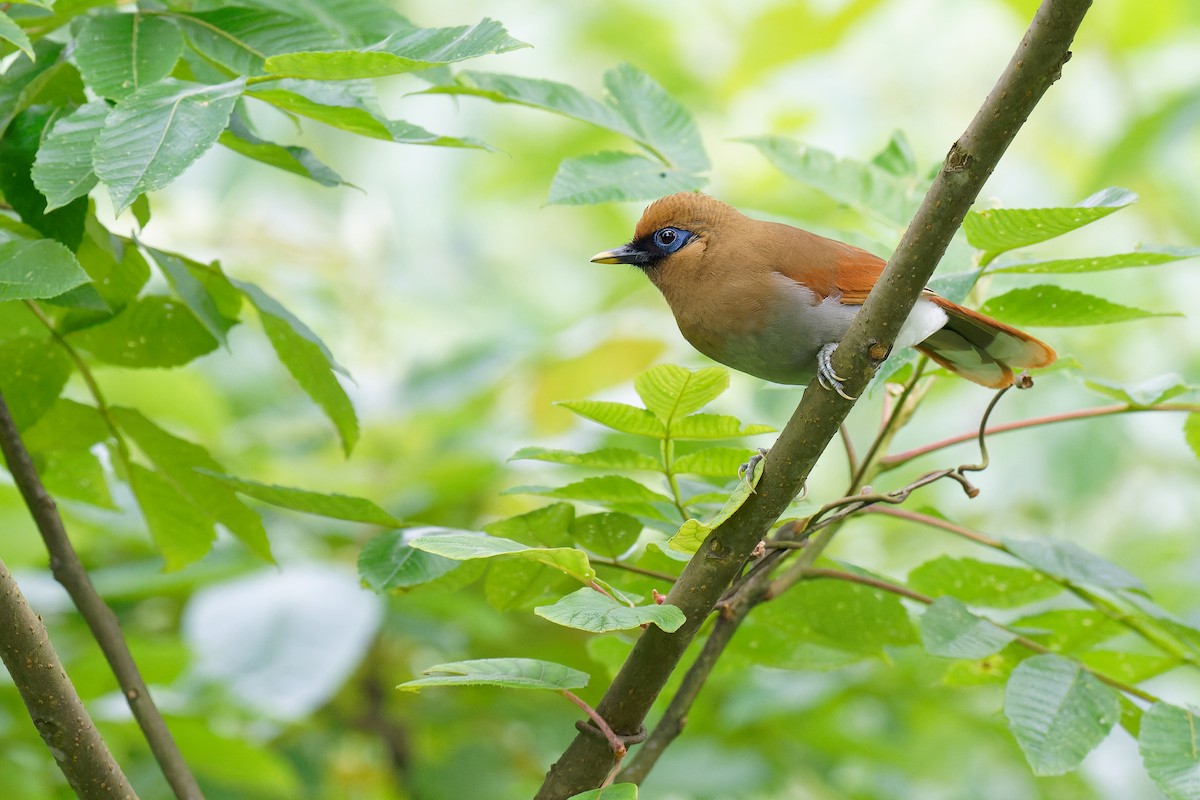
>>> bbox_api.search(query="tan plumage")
[592,192,1055,390]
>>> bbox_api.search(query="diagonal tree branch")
[0,553,138,799]
[536,1,1094,796]
[0,393,205,800]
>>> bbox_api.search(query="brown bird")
[591,192,1055,396]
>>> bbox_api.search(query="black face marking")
[623,227,695,270]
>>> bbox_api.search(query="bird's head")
[590,193,741,286]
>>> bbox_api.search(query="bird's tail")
[915,295,1056,388]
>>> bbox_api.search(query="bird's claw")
[738,447,770,492]
[817,343,857,400]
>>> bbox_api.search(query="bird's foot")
[817,343,857,400]
[738,447,770,492]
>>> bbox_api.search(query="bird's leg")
[738,447,770,492]
[817,342,856,400]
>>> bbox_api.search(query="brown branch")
[0,555,138,799]
[591,558,678,583]
[880,402,1200,469]
[839,423,859,480]
[865,505,1003,547]
[536,3,1093,795]
[562,690,628,760]
[0,393,206,800]
[618,528,784,785]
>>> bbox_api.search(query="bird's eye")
[652,227,691,253]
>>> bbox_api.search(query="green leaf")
[73,14,183,100]
[94,78,245,214]
[111,407,270,560]
[1004,537,1145,592]
[248,79,484,148]
[144,247,240,347]
[907,556,1064,608]
[510,476,674,509]
[535,588,684,633]
[603,63,708,174]
[1011,609,1125,653]
[235,0,411,48]
[196,469,400,527]
[73,218,149,313]
[20,399,108,452]
[989,245,1200,274]
[408,529,595,584]
[429,63,707,175]
[735,575,917,666]
[668,413,774,440]
[128,463,216,571]
[38,448,114,509]
[218,121,344,187]
[177,7,341,77]
[634,364,728,423]
[510,446,660,472]
[1186,414,1200,460]
[0,107,86,248]
[358,530,460,592]
[0,10,33,61]
[397,658,588,693]
[484,503,574,548]
[263,18,529,80]
[0,239,89,300]
[1004,654,1120,775]
[236,280,357,455]
[871,130,918,177]
[484,558,568,612]
[67,295,219,367]
[0,337,72,429]
[671,446,757,477]
[1080,651,1180,684]
[926,270,980,304]
[0,41,76,137]
[964,188,1138,258]
[1139,703,1200,800]
[30,101,108,211]
[570,512,642,558]
[556,399,664,437]
[547,151,704,206]
[920,597,1018,658]
[739,135,923,227]
[1083,374,1194,408]
[425,70,634,137]
[669,455,762,554]
[978,286,1178,327]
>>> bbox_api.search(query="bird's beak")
[590,244,649,265]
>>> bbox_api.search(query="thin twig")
[839,423,859,481]
[0,393,205,800]
[850,361,927,488]
[881,402,1200,469]
[591,558,677,583]
[562,691,627,758]
[864,506,1003,547]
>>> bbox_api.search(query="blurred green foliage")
[1,0,1199,799]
